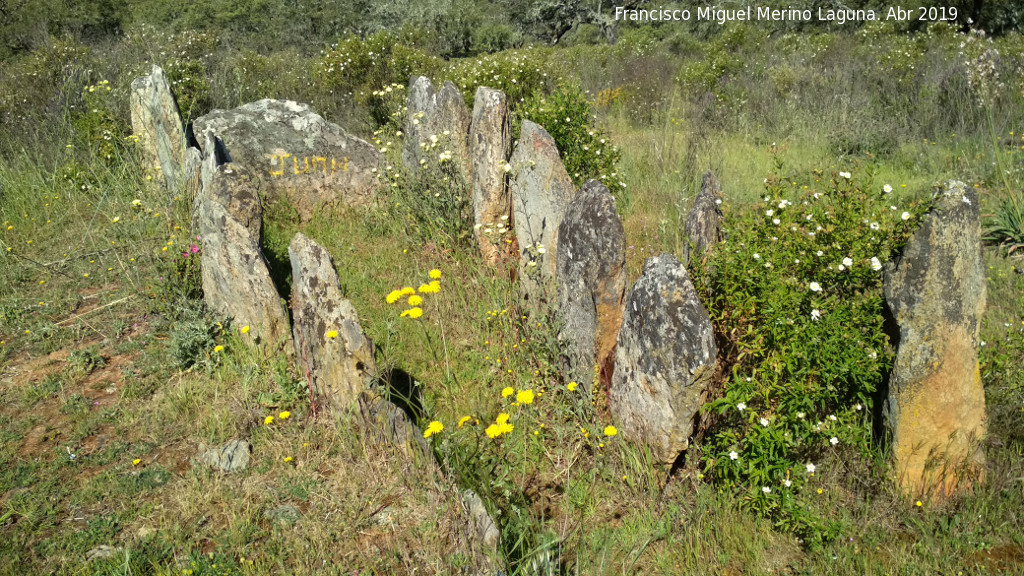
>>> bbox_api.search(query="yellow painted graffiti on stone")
[268,153,349,177]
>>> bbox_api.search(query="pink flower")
[189,244,200,254]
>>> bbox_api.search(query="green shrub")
[72,79,132,165]
[519,83,626,195]
[984,195,1024,255]
[314,31,440,111]
[380,145,473,249]
[444,48,554,109]
[168,305,225,370]
[695,161,928,544]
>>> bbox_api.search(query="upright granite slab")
[193,99,383,220]
[192,130,262,242]
[683,170,723,264]
[884,181,987,496]
[610,254,717,464]
[289,233,377,414]
[130,64,187,191]
[469,87,512,265]
[556,180,627,391]
[402,76,472,178]
[197,200,289,348]
[510,120,577,301]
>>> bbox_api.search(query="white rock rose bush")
[691,162,927,544]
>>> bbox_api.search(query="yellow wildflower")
[385,290,404,304]
[241,325,250,334]
[283,456,293,463]
[400,307,423,319]
[132,459,141,466]
[213,345,224,352]
[264,416,274,425]
[501,387,514,398]
[428,269,442,279]
[424,420,444,438]
[326,330,338,339]
[400,286,416,296]
[278,411,291,420]
[567,382,578,392]
[457,416,472,428]
[604,425,618,437]
[516,389,535,405]
[408,294,423,306]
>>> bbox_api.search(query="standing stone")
[461,489,500,555]
[556,180,626,391]
[193,99,383,220]
[183,146,203,203]
[192,131,262,243]
[358,391,432,460]
[470,87,512,265]
[289,233,377,414]
[884,181,987,496]
[402,77,472,178]
[610,254,717,464]
[130,64,187,191]
[683,170,723,264]
[510,120,577,301]
[402,76,435,171]
[197,200,289,347]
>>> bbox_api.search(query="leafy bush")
[519,84,626,195]
[72,79,132,165]
[444,48,554,109]
[314,31,440,111]
[985,195,1024,255]
[380,141,473,248]
[168,305,225,370]
[695,162,927,543]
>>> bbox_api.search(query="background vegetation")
[1,1,1024,574]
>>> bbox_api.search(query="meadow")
[1,6,1024,575]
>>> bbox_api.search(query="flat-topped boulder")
[130,64,187,191]
[193,99,384,220]
[884,181,987,496]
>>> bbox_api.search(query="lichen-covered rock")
[289,233,377,414]
[610,254,717,464]
[469,87,512,264]
[193,99,383,220]
[357,391,431,461]
[192,131,262,242]
[556,180,626,391]
[402,77,472,178]
[183,145,203,203]
[884,181,987,496]
[196,439,251,473]
[461,489,500,556]
[130,64,187,191]
[683,170,723,264]
[402,76,435,171]
[197,200,289,347]
[510,120,577,301]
